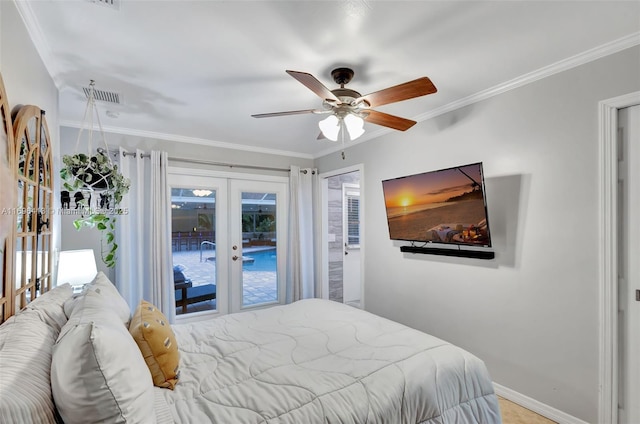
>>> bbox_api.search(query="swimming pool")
[243,249,277,272]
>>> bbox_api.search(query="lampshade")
[343,113,365,140]
[318,113,365,142]
[318,114,341,141]
[57,249,98,287]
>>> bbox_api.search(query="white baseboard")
[493,383,590,424]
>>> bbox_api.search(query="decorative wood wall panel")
[0,72,54,324]
[11,105,54,315]
[0,73,15,323]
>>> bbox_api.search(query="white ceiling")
[16,0,640,158]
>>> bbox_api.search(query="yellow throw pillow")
[129,300,180,389]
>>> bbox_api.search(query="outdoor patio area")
[172,246,278,314]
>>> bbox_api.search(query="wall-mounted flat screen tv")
[382,162,492,247]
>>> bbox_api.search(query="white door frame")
[229,178,288,313]
[168,167,288,320]
[598,91,640,424]
[167,171,229,319]
[342,182,361,307]
[319,164,365,307]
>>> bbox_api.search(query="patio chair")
[173,266,216,314]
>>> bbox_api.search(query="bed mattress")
[155,299,501,423]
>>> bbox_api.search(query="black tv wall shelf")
[400,245,495,260]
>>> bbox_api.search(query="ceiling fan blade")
[251,109,318,118]
[356,77,437,108]
[286,70,340,103]
[363,110,417,131]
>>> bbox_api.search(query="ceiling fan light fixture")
[344,113,365,140]
[318,114,340,141]
[254,68,437,144]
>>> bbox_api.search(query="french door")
[169,170,287,318]
[229,179,287,313]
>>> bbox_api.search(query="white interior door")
[342,183,361,307]
[229,179,287,313]
[618,104,640,424]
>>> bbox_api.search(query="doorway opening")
[598,91,640,424]
[321,167,363,308]
[616,104,640,424]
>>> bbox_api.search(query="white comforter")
[155,299,501,423]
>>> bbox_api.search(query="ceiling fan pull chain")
[341,119,346,160]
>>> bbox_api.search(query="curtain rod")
[104,148,316,174]
[122,150,150,159]
[98,147,150,159]
[170,157,292,172]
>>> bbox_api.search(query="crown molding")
[415,32,640,123]
[59,120,314,160]
[14,0,639,160]
[314,32,640,159]
[13,0,63,89]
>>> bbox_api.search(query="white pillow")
[24,283,73,332]
[51,282,155,424]
[0,309,60,424]
[64,271,130,324]
[52,301,155,423]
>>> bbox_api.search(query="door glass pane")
[171,187,217,315]
[241,191,278,307]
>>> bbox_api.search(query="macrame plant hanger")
[73,80,114,194]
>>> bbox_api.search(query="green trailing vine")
[60,151,130,268]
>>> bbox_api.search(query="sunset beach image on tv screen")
[382,163,491,246]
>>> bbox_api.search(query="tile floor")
[172,246,278,314]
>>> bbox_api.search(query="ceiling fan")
[251,68,437,141]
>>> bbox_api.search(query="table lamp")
[57,249,98,290]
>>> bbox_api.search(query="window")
[343,184,360,249]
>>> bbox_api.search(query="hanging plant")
[59,80,132,268]
[60,151,130,268]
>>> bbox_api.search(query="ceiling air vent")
[83,86,121,104]
[88,0,120,10]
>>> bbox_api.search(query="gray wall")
[315,46,640,422]
[59,126,314,282]
[1,1,61,277]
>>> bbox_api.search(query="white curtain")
[286,166,320,302]
[115,148,175,322]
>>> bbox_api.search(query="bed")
[0,272,502,424]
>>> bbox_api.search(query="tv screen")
[382,162,492,247]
